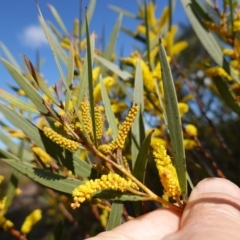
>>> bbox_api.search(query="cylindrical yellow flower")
[80,100,93,139]
[0,216,14,231]
[21,209,42,235]
[31,146,52,164]
[114,104,139,149]
[43,127,80,151]
[94,106,104,140]
[205,66,232,81]
[71,172,138,209]
[152,144,181,198]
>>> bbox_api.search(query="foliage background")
[0,0,240,239]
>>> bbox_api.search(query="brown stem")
[90,145,184,212]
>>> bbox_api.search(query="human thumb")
[166,178,240,240]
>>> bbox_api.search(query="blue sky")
[0,0,188,92]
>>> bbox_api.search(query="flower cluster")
[43,127,80,151]
[98,104,139,153]
[205,66,232,81]
[114,104,139,149]
[80,100,93,140]
[152,144,181,198]
[94,106,104,140]
[71,172,139,209]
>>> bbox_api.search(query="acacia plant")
[0,0,239,239]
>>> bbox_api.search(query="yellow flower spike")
[71,172,138,209]
[94,106,104,140]
[73,18,79,37]
[94,76,115,104]
[185,124,198,137]
[233,20,240,32]
[231,60,240,70]
[156,7,170,33]
[136,25,156,40]
[114,104,139,149]
[222,49,236,58]
[203,20,227,36]
[79,38,87,50]
[43,127,80,151]
[151,137,167,148]
[0,216,14,231]
[147,2,157,28]
[171,41,188,56]
[61,41,70,50]
[17,89,26,96]
[98,144,113,154]
[31,146,52,165]
[111,102,127,114]
[184,139,197,150]
[165,25,177,57]
[99,209,109,228]
[8,131,26,139]
[80,100,93,139]
[92,67,100,82]
[178,102,189,117]
[152,144,181,198]
[205,66,232,81]
[21,209,42,235]
[74,48,81,70]
[0,197,7,211]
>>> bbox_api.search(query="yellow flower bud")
[21,209,42,235]
[185,124,198,137]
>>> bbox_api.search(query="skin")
[87,178,240,240]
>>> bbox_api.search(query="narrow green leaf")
[104,14,122,61]
[106,202,123,230]
[80,0,96,38]
[23,55,58,105]
[0,129,33,161]
[213,76,240,115]
[229,0,234,34]
[133,130,153,183]
[0,42,21,71]
[100,75,118,140]
[76,33,95,110]
[132,59,145,166]
[86,13,97,144]
[48,21,63,41]
[95,55,132,81]
[65,43,74,113]
[0,103,95,179]
[181,0,238,82]
[0,89,39,113]
[39,18,68,66]
[0,58,47,113]
[48,4,69,36]
[93,190,142,201]
[2,158,82,194]
[38,7,74,106]
[158,39,187,199]
[108,5,137,18]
